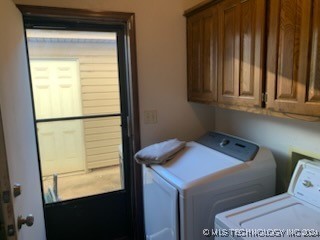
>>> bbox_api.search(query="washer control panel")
[196,132,259,162]
[290,159,320,208]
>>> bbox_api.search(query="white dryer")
[143,132,276,240]
[215,159,320,240]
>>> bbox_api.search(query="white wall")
[13,0,215,147]
[214,108,320,193]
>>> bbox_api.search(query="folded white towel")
[134,138,186,165]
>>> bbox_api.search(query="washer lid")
[150,141,242,191]
[217,194,320,240]
[241,203,320,234]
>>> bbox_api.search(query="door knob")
[17,214,34,229]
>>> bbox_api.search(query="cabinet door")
[218,0,265,107]
[267,0,320,116]
[187,6,218,103]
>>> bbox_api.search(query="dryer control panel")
[289,159,320,208]
[196,132,259,162]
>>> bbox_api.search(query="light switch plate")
[144,110,157,124]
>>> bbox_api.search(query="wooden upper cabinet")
[267,0,320,116]
[187,5,218,103]
[218,0,266,107]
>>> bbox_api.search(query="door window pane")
[27,29,121,119]
[39,118,123,203]
[26,29,124,204]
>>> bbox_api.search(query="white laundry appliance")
[143,132,276,240]
[215,159,320,240]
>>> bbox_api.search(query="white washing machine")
[215,159,320,240]
[143,132,276,240]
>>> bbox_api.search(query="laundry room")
[0,0,320,239]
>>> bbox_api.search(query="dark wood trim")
[125,13,144,240]
[17,5,133,23]
[210,102,320,122]
[184,0,222,17]
[16,5,143,240]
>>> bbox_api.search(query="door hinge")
[2,190,10,204]
[262,92,268,103]
[7,224,15,236]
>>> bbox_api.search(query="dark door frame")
[17,5,143,240]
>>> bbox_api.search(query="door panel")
[188,15,202,94]
[218,0,265,106]
[0,0,46,239]
[187,6,218,103]
[267,0,320,116]
[276,0,300,101]
[30,60,82,119]
[202,9,218,98]
[240,0,255,97]
[37,121,85,176]
[308,0,320,102]
[44,193,129,240]
[31,60,86,176]
[0,110,17,240]
[221,2,238,96]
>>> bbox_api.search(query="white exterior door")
[30,60,86,176]
[0,0,46,239]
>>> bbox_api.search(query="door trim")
[17,5,143,239]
